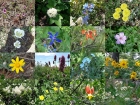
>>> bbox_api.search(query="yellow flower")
[9,56,25,74]
[53,82,58,86]
[105,57,112,62]
[123,9,130,17]
[130,74,136,80]
[53,87,58,91]
[135,61,140,66]
[113,12,120,20]
[122,16,129,22]
[59,87,64,91]
[120,3,128,10]
[115,8,121,13]
[46,90,49,93]
[87,94,93,100]
[131,71,137,77]
[114,71,119,76]
[111,60,119,68]
[119,59,128,69]
[39,95,44,100]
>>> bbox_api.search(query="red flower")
[85,85,94,94]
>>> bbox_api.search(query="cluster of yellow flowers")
[39,82,64,101]
[130,71,137,80]
[113,3,131,22]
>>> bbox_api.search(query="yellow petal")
[16,68,19,73]
[12,67,16,71]
[16,56,19,62]
[19,59,25,66]
[11,59,16,63]
[9,63,15,67]
[19,67,24,72]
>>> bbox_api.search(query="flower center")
[15,63,20,68]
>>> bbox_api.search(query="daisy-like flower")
[85,85,94,100]
[14,29,25,38]
[122,16,129,22]
[48,32,62,45]
[115,8,121,13]
[120,3,128,10]
[9,56,25,74]
[115,32,127,44]
[14,40,21,48]
[119,59,128,69]
[47,8,57,18]
[2,8,6,13]
[113,12,120,20]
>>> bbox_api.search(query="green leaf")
[54,15,63,27]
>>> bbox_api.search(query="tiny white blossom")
[14,29,25,38]
[14,40,21,48]
[19,84,25,91]
[12,86,21,95]
[75,17,83,26]
[3,61,6,66]
[47,8,57,18]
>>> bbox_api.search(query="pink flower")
[115,32,127,44]
[3,9,6,13]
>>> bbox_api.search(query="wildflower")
[12,86,21,95]
[53,87,58,91]
[115,8,121,13]
[14,29,25,38]
[47,8,57,18]
[130,71,137,80]
[123,9,130,17]
[135,61,140,66]
[59,56,65,72]
[119,59,128,69]
[2,8,6,13]
[75,17,83,26]
[9,56,25,73]
[46,90,49,93]
[85,85,94,100]
[53,82,58,86]
[18,84,25,91]
[122,16,129,22]
[114,71,119,76]
[113,12,120,20]
[120,3,128,10]
[131,71,137,77]
[67,54,70,59]
[39,95,44,100]
[82,15,89,25]
[81,30,86,35]
[83,3,94,12]
[115,32,127,44]
[54,55,56,61]
[14,40,21,48]
[70,16,76,26]
[59,87,64,91]
[48,32,62,45]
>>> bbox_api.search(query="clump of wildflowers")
[113,3,131,22]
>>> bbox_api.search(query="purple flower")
[59,56,65,72]
[115,32,127,44]
[48,32,62,45]
[3,8,6,13]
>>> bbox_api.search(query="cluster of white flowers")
[13,28,25,48]
[3,84,31,95]
[47,8,58,18]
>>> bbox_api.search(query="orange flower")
[86,30,94,40]
[85,85,94,94]
[85,85,94,100]
[81,30,86,34]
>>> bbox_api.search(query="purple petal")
[123,36,127,40]
[119,32,124,37]
[115,34,119,39]
[55,38,62,43]
[116,40,120,44]
[120,40,126,44]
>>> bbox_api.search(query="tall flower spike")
[59,56,65,72]
[48,32,62,45]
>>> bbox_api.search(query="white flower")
[47,8,57,18]
[3,61,6,66]
[14,40,21,48]
[19,84,25,91]
[12,86,21,95]
[75,17,83,26]
[120,86,127,91]
[70,16,76,26]
[14,29,25,38]
[3,86,10,93]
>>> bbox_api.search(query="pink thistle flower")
[115,32,127,44]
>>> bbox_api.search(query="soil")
[0,27,34,53]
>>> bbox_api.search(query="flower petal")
[55,32,59,37]
[16,68,19,74]
[19,67,24,72]
[115,34,119,39]
[55,38,62,43]
[49,41,54,45]
[11,59,16,63]
[16,57,19,62]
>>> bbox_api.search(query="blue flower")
[83,3,88,9]
[82,15,89,25]
[83,3,94,12]
[82,57,91,64]
[48,32,62,45]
